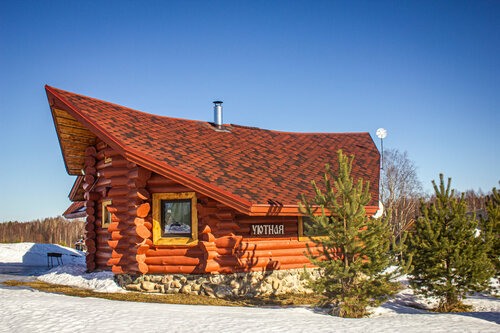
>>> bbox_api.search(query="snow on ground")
[37,264,123,293]
[1,243,499,332]
[1,285,499,333]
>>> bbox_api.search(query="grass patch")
[1,280,324,307]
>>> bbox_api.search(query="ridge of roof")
[45,85,371,138]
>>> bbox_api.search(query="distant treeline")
[0,216,85,247]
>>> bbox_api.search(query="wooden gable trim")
[68,175,85,201]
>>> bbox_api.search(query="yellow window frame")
[102,200,112,228]
[152,192,198,246]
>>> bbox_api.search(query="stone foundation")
[115,268,320,298]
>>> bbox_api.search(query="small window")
[298,216,328,241]
[152,192,198,245]
[102,200,112,228]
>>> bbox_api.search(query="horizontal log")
[202,261,221,273]
[111,250,124,258]
[126,262,149,274]
[125,234,148,244]
[215,248,232,256]
[216,221,240,230]
[86,207,95,216]
[144,256,201,266]
[213,229,235,237]
[147,185,191,193]
[238,240,309,251]
[106,204,129,214]
[107,187,129,198]
[199,232,215,242]
[128,179,148,189]
[146,265,198,274]
[197,206,218,217]
[236,216,298,224]
[100,167,129,178]
[95,250,113,260]
[107,257,129,266]
[110,231,126,241]
[110,176,129,187]
[135,188,150,201]
[201,217,220,227]
[147,174,178,186]
[96,148,123,159]
[128,168,151,181]
[129,244,150,256]
[107,239,130,250]
[146,248,204,257]
[96,234,111,244]
[235,248,323,259]
[214,236,242,249]
[95,177,111,187]
[216,210,234,220]
[85,223,94,232]
[111,265,125,274]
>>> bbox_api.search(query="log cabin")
[47,85,380,295]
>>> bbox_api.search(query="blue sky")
[0,1,498,222]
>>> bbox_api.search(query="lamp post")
[376,128,387,170]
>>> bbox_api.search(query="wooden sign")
[251,224,284,236]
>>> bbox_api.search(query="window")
[152,192,198,245]
[102,200,112,228]
[298,216,328,241]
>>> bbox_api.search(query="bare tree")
[380,149,422,242]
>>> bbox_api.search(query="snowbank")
[0,243,84,265]
[37,264,123,293]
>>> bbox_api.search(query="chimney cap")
[213,100,223,105]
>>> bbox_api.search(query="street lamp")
[376,128,387,170]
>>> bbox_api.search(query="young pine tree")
[480,188,500,278]
[300,150,405,318]
[407,175,495,312]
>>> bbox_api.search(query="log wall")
[82,140,324,274]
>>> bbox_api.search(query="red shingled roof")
[46,85,380,215]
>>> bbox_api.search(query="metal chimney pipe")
[213,101,223,128]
